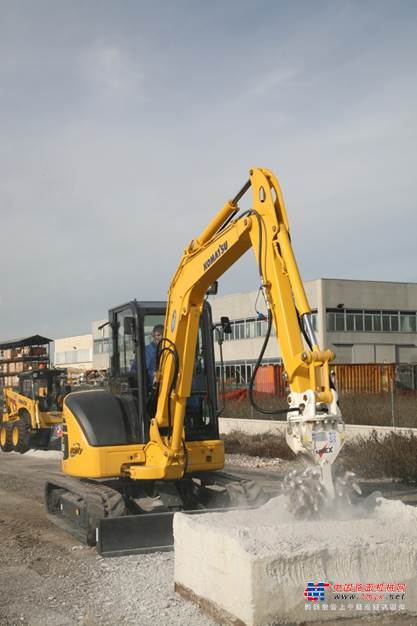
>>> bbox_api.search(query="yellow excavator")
[45,168,346,555]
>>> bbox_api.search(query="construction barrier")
[220,363,417,427]
[251,362,414,395]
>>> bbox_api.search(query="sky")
[0,0,417,339]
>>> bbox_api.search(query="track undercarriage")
[45,471,267,556]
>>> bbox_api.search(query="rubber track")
[45,473,126,544]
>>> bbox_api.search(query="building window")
[382,314,390,331]
[363,314,371,331]
[216,359,282,388]
[94,339,110,354]
[346,313,354,331]
[327,312,335,331]
[245,321,255,339]
[222,310,315,340]
[327,308,417,333]
[354,312,364,331]
[400,313,417,333]
[391,314,399,331]
[55,349,91,365]
[346,310,366,332]
[220,317,272,342]
[335,312,345,331]
[373,312,382,332]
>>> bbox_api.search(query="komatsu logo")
[203,241,228,272]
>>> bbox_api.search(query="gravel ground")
[0,452,217,626]
[225,452,283,470]
[1,451,416,626]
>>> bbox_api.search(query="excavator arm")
[129,168,345,497]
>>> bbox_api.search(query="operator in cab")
[144,324,164,386]
[130,324,164,389]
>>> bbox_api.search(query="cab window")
[22,379,33,398]
[115,309,136,375]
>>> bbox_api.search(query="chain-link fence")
[338,364,417,428]
[219,363,417,427]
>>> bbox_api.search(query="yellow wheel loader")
[45,168,347,556]
[1,368,68,453]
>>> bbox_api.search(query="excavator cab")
[107,300,219,444]
[58,299,224,480]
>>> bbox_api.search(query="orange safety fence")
[226,363,400,396]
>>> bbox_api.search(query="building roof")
[0,335,52,350]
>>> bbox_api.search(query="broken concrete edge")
[175,582,247,626]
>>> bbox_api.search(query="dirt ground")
[0,452,416,626]
[0,452,218,626]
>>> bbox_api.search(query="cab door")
[109,304,145,441]
[111,307,137,378]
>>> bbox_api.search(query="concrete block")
[174,496,417,625]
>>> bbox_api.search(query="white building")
[209,279,417,371]
[65,278,417,378]
[52,321,110,372]
[92,319,110,370]
[53,334,93,370]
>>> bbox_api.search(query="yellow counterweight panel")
[62,408,145,479]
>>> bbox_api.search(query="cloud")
[0,1,416,338]
[81,43,144,96]
[245,67,300,98]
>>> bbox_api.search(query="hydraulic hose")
[247,311,300,416]
[216,330,226,416]
[153,338,180,436]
